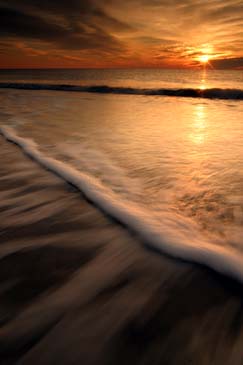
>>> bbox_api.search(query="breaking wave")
[1,125,243,285]
[0,82,243,100]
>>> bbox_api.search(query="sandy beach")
[1,136,243,365]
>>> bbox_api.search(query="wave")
[0,82,243,100]
[1,126,243,284]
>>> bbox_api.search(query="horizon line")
[0,66,241,71]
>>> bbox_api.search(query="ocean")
[0,68,243,364]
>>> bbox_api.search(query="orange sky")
[0,0,243,69]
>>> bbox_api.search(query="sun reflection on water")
[191,103,207,145]
[199,68,208,90]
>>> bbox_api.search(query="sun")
[198,55,210,64]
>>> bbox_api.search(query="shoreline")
[1,136,243,364]
[1,126,243,286]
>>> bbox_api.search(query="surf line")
[1,125,243,284]
[0,83,243,100]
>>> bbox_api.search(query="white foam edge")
[1,125,243,284]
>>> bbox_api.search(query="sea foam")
[1,125,243,284]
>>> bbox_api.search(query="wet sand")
[1,136,243,365]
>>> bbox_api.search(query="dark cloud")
[0,7,67,40]
[0,0,129,53]
[0,0,96,16]
[211,57,243,69]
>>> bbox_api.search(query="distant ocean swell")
[1,125,243,285]
[0,83,243,100]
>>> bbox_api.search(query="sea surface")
[0,68,243,364]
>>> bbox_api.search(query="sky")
[0,0,243,69]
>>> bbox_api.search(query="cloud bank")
[0,0,242,68]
